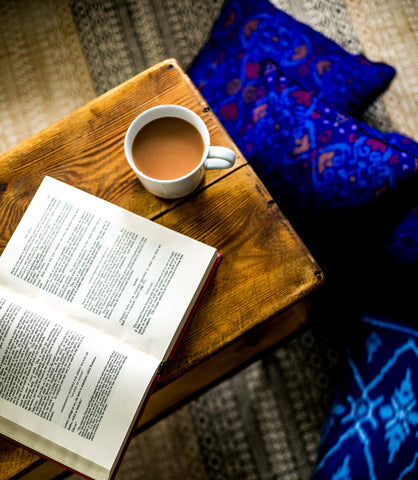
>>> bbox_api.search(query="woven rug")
[1,1,417,479]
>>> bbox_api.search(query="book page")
[0,286,159,479]
[0,176,218,361]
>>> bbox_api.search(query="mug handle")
[204,146,236,170]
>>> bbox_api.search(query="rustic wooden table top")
[0,59,324,479]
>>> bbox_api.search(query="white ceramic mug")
[124,105,236,199]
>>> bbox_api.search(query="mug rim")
[124,104,209,184]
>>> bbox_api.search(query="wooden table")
[0,59,324,480]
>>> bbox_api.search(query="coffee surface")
[132,117,204,180]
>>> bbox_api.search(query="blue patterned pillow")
[311,315,418,480]
[239,64,418,222]
[188,0,396,118]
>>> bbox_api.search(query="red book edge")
[156,251,222,382]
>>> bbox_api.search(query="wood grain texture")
[152,165,323,385]
[0,438,42,480]
[0,59,246,253]
[139,300,313,429]
[0,59,323,479]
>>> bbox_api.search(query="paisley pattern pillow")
[310,314,418,480]
[188,0,396,118]
[242,64,418,221]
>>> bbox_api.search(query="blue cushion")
[240,65,418,320]
[310,314,418,480]
[248,65,418,216]
[188,0,396,118]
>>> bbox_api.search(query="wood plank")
[138,299,312,429]
[0,59,323,479]
[151,165,323,387]
[0,59,246,254]
[0,164,323,480]
[0,439,42,480]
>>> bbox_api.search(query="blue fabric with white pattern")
[311,315,418,480]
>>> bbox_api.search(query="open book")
[0,177,220,480]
